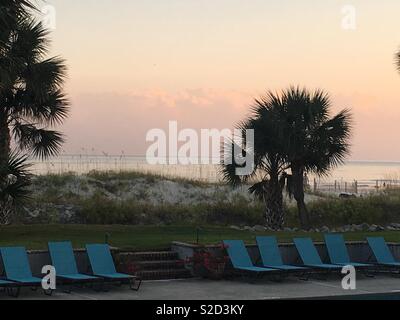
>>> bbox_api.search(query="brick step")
[136,268,193,281]
[119,251,179,262]
[116,250,194,280]
[135,260,185,270]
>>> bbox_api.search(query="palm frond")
[0,1,36,31]
[308,108,353,175]
[1,1,38,89]
[1,2,69,160]
[220,137,257,187]
[248,180,269,201]
[5,151,31,177]
[10,19,50,63]
[13,123,65,159]
[11,89,69,126]
[23,56,68,94]
[0,151,31,204]
[221,92,289,192]
[396,48,400,73]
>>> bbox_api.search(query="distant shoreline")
[28,154,400,164]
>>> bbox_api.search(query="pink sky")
[46,0,400,161]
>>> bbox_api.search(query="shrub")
[288,191,400,227]
[75,193,264,226]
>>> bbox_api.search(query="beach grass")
[1,224,400,251]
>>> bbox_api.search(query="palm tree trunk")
[0,110,10,175]
[292,166,310,230]
[0,110,11,224]
[264,175,285,230]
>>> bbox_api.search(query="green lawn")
[1,224,400,251]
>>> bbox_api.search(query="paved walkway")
[2,276,400,300]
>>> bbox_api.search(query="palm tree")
[278,87,352,229]
[223,88,352,230]
[0,0,36,89]
[0,2,68,221]
[0,1,34,32]
[0,152,31,224]
[396,48,400,73]
[221,95,290,230]
[0,17,68,168]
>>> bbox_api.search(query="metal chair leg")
[7,287,21,298]
[43,288,54,296]
[130,278,142,291]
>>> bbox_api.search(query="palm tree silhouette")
[0,1,68,221]
[274,87,352,229]
[221,95,290,230]
[222,88,352,230]
[0,1,35,91]
[0,9,69,166]
[396,49,400,73]
[0,1,34,32]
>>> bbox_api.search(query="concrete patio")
[2,276,400,300]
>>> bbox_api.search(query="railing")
[29,155,223,182]
[311,178,400,195]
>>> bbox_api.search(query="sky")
[40,0,400,161]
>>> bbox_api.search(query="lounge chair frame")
[293,238,343,278]
[367,237,400,275]
[0,246,54,298]
[256,236,311,280]
[223,240,283,283]
[86,244,142,291]
[324,234,375,277]
[48,241,103,293]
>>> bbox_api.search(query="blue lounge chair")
[0,247,52,297]
[86,244,141,291]
[324,234,372,269]
[48,242,100,290]
[223,240,278,278]
[256,236,307,273]
[367,237,400,269]
[0,279,15,287]
[293,238,343,271]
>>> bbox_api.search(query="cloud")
[62,89,252,155]
[60,88,400,161]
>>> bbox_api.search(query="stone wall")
[1,241,400,278]
[0,248,98,277]
[172,240,400,275]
